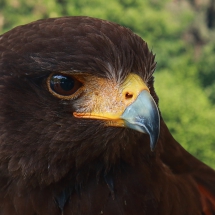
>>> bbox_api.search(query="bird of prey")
[0,16,214,215]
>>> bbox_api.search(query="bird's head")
[0,16,160,185]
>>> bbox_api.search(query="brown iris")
[48,74,83,98]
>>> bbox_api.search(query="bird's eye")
[48,74,83,98]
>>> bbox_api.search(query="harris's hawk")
[0,16,214,215]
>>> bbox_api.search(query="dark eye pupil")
[60,76,74,91]
[50,75,74,92]
[50,74,81,96]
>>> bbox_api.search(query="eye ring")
[47,73,83,99]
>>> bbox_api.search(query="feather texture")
[0,16,214,214]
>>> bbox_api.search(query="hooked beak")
[73,74,160,151]
[121,90,160,151]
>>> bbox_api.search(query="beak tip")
[150,139,158,152]
[121,90,160,151]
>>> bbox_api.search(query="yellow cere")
[73,73,149,125]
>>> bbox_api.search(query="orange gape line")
[73,112,110,119]
[74,112,98,118]
[73,112,125,127]
[197,184,215,215]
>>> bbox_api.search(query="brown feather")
[0,16,214,214]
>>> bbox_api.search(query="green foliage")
[155,69,215,167]
[197,41,215,103]
[1,0,215,168]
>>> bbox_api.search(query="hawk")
[0,16,214,215]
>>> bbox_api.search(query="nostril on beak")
[125,92,133,99]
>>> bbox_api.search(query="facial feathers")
[0,16,214,215]
[0,16,157,185]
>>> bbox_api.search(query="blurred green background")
[1,0,215,168]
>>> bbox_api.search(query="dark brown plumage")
[0,16,214,215]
